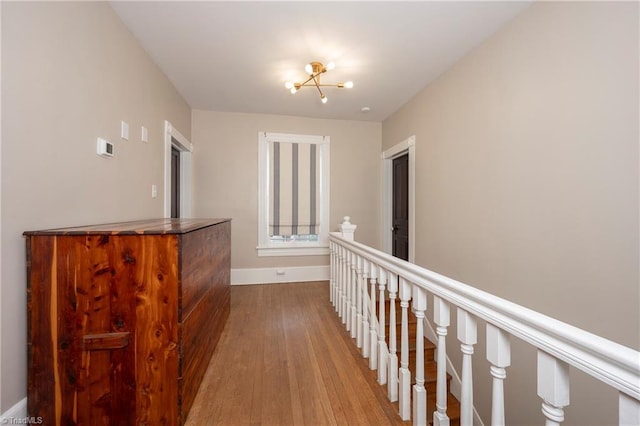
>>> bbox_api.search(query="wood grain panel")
[180,285,230,419]
[77,235,114,424]
[180,221,230,319]
[109,235,142,425]
[180,282,230,371]
[134,234,179,426]
[26,235,56,423]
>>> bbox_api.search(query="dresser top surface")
[24,218,231,236]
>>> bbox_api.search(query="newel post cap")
[339,216,357,241]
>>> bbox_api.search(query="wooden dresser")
[25,218,231,425]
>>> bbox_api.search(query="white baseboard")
[231,265,329,285]
[1,397,27,422]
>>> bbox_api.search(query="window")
[258,132,330,256]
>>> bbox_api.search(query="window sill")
[257,245,329,257]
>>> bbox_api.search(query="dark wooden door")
[171,147,180,218]
[392,154,409,261]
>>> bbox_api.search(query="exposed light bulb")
[285,81,294,89]
[305,63,313,74]
[321,95,328,104]
[344,81,354,89]
[290,87,297,94]
[326,62,335,71]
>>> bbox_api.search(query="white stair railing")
[330,217,640,426]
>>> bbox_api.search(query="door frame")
[164,120,193,218]
[381,135,415,262]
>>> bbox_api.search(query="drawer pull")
[83,332,130,351]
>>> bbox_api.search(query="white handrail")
[329,231,640,401]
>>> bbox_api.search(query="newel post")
[339,216,357,241]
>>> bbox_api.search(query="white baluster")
[350,252,357,339]
[457,308,477,426]
[398,277,412,421]
[369,263,378,371]
[337,245,343,316]
[329,242,334,304]
[334,244,340,307]
[378,269,389,385]
[347,253,358,332]
[412,286,427,426]
[387,272,399,402]
[487,324,510,426]
[619,392,640,426]
[537,350,570,426]
[338,247,346,316]
[355,255,363,348]
[343,248,350,328]
[361,258,370,359]
[433,296,450,426]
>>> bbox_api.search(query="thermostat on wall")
[97,138,114,158]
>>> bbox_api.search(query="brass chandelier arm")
[305,83,347,87]
[297,74,318,87]
[312,75,325,98]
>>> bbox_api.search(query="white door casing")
[164,120,193,218]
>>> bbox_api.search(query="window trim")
[257,131,330,257]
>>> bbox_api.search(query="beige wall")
[192,110,381,269]
[382,2,638,424]
[1,2,191,411]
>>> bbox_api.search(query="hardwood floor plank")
[259,285,295,426]
[185,281,407,426]
[310,293,395,426]
[282,289,336,425]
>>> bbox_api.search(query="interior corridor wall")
[1,2,191,411]
[382,2,638,424]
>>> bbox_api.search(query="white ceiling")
[110,1,531,122]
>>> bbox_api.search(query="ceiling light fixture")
[285,61,353,104]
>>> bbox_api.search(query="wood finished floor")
[184,281,407,426]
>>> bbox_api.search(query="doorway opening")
[392,154,409,260]
[382,136,415,262]
[164,120,193,218]
[171,146,180,218]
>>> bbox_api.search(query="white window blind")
[269,141,320,237]
[257,132,330,257]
